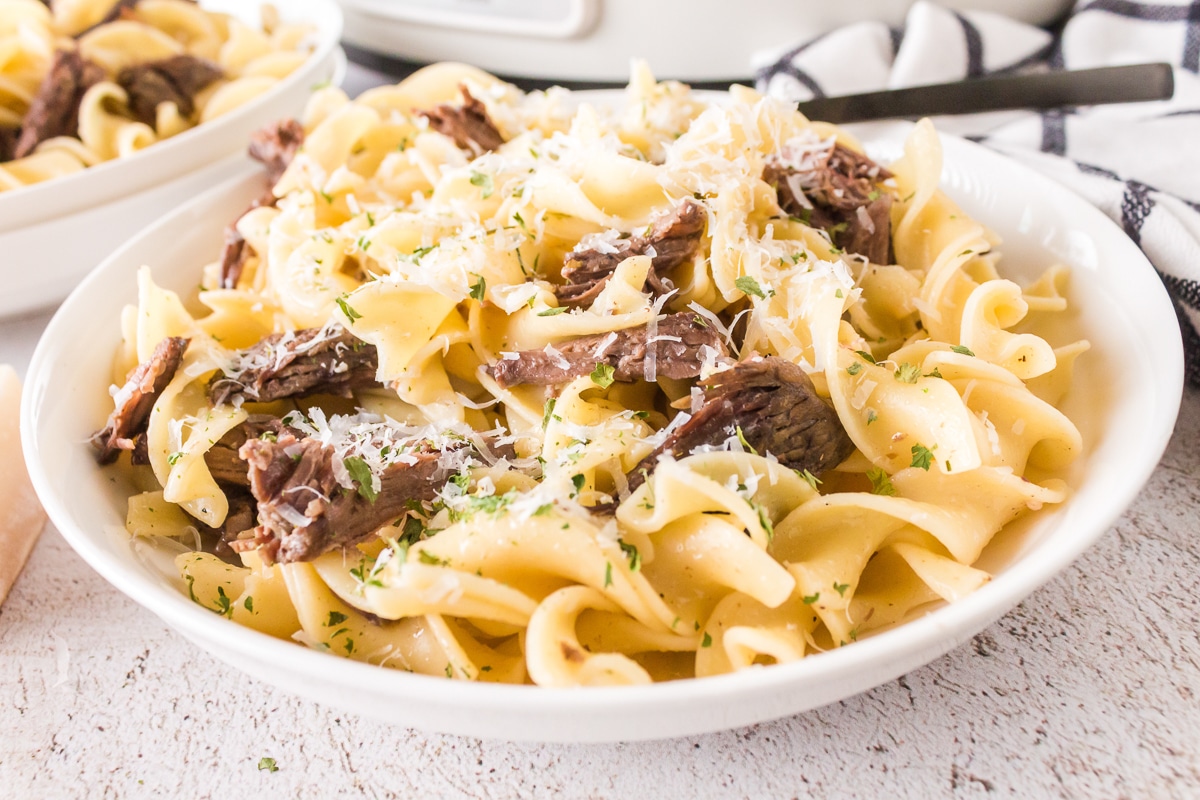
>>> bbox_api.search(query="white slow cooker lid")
[337,0,1073,82]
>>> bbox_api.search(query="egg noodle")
[0,0,313,191]
[102,62,1087,685]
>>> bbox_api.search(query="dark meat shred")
[765,143,893,265]
[90,337,189,464]
[625,356,855,493]
[0,127,17,163]
[117,54,224,126]
[240,434,449,563]
[217,188,276,289]
[14,49,105,159]
[556,199,707,308]
[490,312,727,389]
[248,118,305,185]
[208,324,381,406]
[418,84,504,157]
[204,415,295,488]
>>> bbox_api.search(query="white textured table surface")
[3,306,1200,798]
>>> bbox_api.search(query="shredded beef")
[490,312,727,389]
[556,199,707,308]
[418,84,504,157]
[14,49,105,159]
[248,118,305,185]
[0,127,17,163]
[239,433,450,563]
[765,143,893,265]
[117,54,223,126]
[203,415,294,488]
[208,324,381,406]
[625,356,855,493]
[208,324,379,405]
[90,336,189,464]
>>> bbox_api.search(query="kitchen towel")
[757,0,1200,385]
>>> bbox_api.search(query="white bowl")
[0,0,344,318]
[22,129,1183,742]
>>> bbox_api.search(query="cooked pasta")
[94,62,1087,686]
[0,0,314,192]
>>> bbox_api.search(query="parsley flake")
[833,581,850,597]
[537,306,567,316]
[735,425,758,455]
[701,632,713,648]
[910,443,935,471]
[802,592,820,605]
[894,362,921,384]
[847,362,863,376]
[798,469,822,490]
[258,757,279,773]
[542,398,556,430]
[570,473,585,498]
[343,456,377,502]
[867,467,896,496]
[951,344,975,357]
[590,362,616,389]
[335,295,362,322]
[854,349,877,364]
[469,274,486,301]
[325,611,347,627]
[468,170,494,199]
[734,275,774,300]
[604,562,613,588]
[418,551,449,567]
[619,541,641,572]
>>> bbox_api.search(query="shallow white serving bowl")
[0,0,344,318]
[22,127,1183,743]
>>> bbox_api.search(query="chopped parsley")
[343,456,377,502]
[734,275,774,300]
[735,425,758,455]
[866,409,878,425]
[951,344,975,357]
[513,210,531,235]
[910,443,935,471]
[214,586,233,618]
[469,274,486,302]
[619,541,641,572]
[894,362,921,384]
[335,295,362,322]
[468,170,494,199]
[802,592,820,605]
[258,757,279,773]
[243,596,254,613]
[325,611,348,627]
[854,349,877,364]
[570,473,585,498]
[167,451,184,466]
[867,467,896,496]
[847,362,863,376]
[798,469,822,490]
[590,362,616,389]
[418,551,449,567]
[542,398,557,429]
[701,632,713,648]
[537,306,567,316]
[604,562,613,588]
[833,581,850,597]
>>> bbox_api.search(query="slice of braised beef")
[624,356,855,493]
[556,199,707,308]
[208,324,381,406]
[239,433,450,563]
[91,336,189,464]
[117,54,224,126]
[203,415,295,488]
[418,84,504,157]
[765,143,893,265]
[248,118,305,185]
[490,312,727,389]
[14,49,105,159]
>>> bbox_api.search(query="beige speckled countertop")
[3,298,1199,799]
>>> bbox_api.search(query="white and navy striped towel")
[757,0,1200,385]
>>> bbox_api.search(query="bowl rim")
[0,0,344,232]
[21,124,1185,736]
